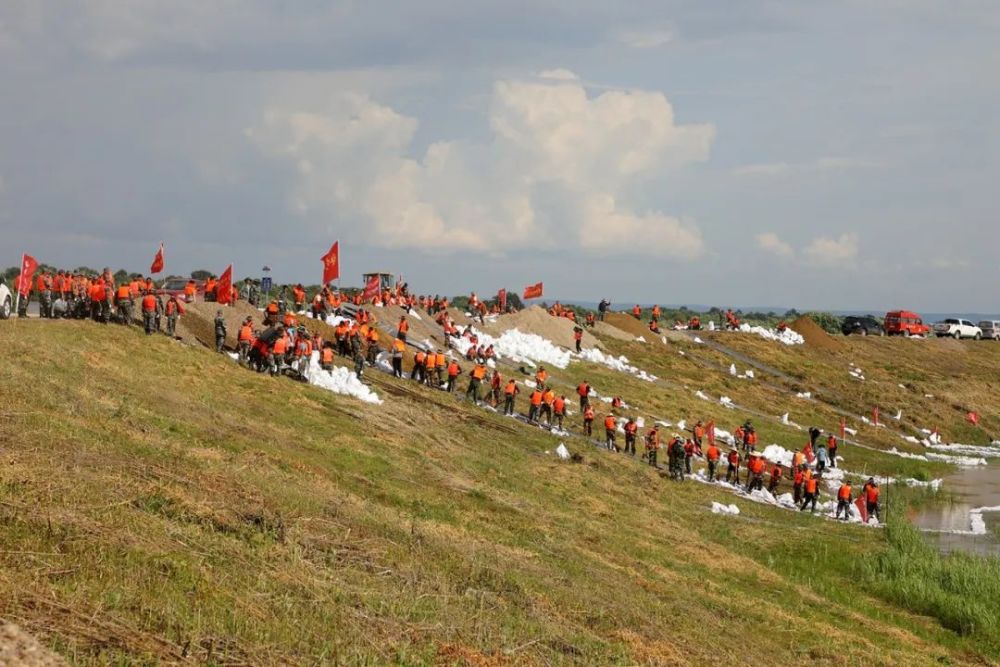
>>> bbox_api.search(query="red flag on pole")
[967,411,980,426]
[497,288,507,313]
[361,274,380,303]
[707,420,716,446]
[150,243,165,274]
[216,264,233,305]
[872,407,879,426]
[16,254,38,297]
[854,495,869,523]
[321,240,340,284]
[522,282,543,300]
[840,418,847,442]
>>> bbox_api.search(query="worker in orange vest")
[582,405,595,436]
[412,350,427,384]
[292,284,306,311]
[503,379,519,416]
[534,367,547,387]
[767,463,783,494]
[164,295,184,337]
[446,359,461,393]
[604,414,618,451]
[573,326,583,353]
[237,317,254,364]
[390,338,405,377]
[623,418,638,456]
[836,481,853,520]
[693,421,705,449]
[141,290,157,335]
[552,395,566,431]
[745,452,766,491]
[827,433,839,468]
[577,380,591,412]
[466,362,487,404]
[540,387,555,425]
[397,316,409,342]
[489,370,503,407]
[631,304,641,319]
[644,426,661,466]
[115,282,134,325]
[528,388,543,423]
[705,441,721,481]
[800,474,820,512]
[320,344,335,371]
[792,467,805,504]
[651,305,661,324]
[725,448,740,484]
[184,280,197,303]
[862,478,881,522]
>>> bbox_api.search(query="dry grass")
[0,319,994,665]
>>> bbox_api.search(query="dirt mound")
[603,312,655,341]
[790,316,842,351]
[0,624,65,666]
[591,321,634,341]
[482,306,601,350]
[178,300,262,349]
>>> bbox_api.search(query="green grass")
[0,319,997,665]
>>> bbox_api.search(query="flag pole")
[13,253,23,318]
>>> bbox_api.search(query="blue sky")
[0,1,996,311]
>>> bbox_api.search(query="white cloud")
[734,157,882,177]
[755,232,794,258]
[249,72,714,257]
[615,28,675,49]
[804,233,859,265]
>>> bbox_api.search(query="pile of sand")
[480,306,601,350]
[176,300,262,350]
[790,315,842,351]
[0,624,65,666]
[591,321,634,342]
[602,312,655,341]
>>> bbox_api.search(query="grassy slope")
[0,320,996,665]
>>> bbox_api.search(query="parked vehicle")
[841,315,884,336]
[156,277,202,299]
[884,310,930,337]
[933,318,982,340]
[979,320,1000,341]
[0,276,11,320]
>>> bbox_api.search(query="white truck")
[0,277,12,319]
[933,318,982,340]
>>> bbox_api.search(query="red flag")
[497,288,507,312]
[522,282,543,300]
[872,407,879,426]
[855,496,869,523]
[361,274,380,302]
[840,418,847,442]
[15,254,38,297]
[216,265,233,305]
[707,420,716,446]
[321,240,340,284]
[967,411,980,426]
[150,243,165,274]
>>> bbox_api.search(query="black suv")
[841,315,884,336]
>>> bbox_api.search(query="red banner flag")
[216,264,233,305]
[361,274,380,303]
[872,407,879,426]
[522,282,543,300]
[707,420,716,446]
[321,240,340,284]
[855,495,869,523]
[967,411,980,426]
[497,288,507,312]
[150,243,165,274]
[15,254,38,297]
[840,418,847,442]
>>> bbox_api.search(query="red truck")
[884,310,930,337]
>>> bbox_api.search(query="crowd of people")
[13,269,882,523]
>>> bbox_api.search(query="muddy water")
[911,465,1000,555]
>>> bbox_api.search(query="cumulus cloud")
[804,233,859,265]
[249,72,714,257]
[755,232,794,258]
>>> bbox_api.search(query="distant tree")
[2,266,18,281]
[804,311,843,335]
[73,266,98,276]
[506,292,524,311]
[191,269,213,280]
[783,308,800,319]
[113,269,130,284]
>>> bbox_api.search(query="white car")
[0,277,12,319]
[979,320,1000,341]
[933,318,982,340]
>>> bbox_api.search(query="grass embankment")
[0,320,997,664]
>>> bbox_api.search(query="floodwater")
[911,465,1000,555]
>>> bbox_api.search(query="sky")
[0,1,997,311]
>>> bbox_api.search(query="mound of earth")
[0,624,65,666]
[481,306,601,350]
[591,321,634,341]
[790,316,842,351]
[177,300,262,349]
[602,312,656,341]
